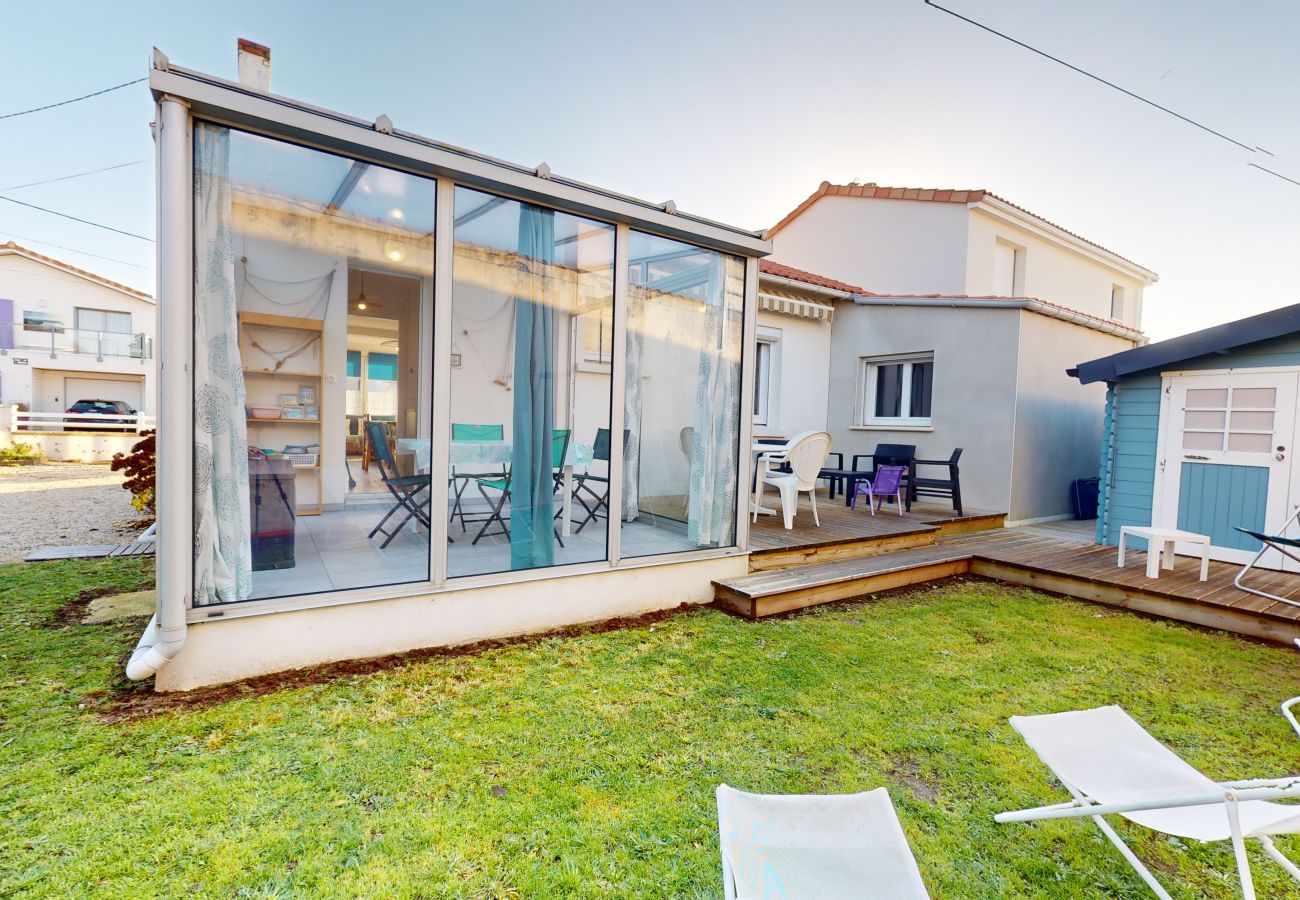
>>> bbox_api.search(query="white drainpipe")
[127,87,192,681]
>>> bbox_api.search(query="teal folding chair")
[474,429,570,547]
[449,423,505,532]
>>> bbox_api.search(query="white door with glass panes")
[1156,370,1298,567]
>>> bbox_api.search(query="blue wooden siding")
[1096,333,1300,549]
[1097,375,1161,547]
[1175,463,1268,550]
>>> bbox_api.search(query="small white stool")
[1118,526,1211,581]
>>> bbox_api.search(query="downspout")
[127,84,191,681]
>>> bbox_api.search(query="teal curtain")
[346,350,361,378]
[367,352,398,381]
[510,205,557,569]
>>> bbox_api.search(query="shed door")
[1157,371,1298,567]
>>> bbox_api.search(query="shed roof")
[1069,302,1300,384]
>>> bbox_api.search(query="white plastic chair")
[753,431,832,530]
[996,705,1300,899]
[716,784,930,899]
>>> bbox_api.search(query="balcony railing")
[11,408,155,433]
[0,322,153,361]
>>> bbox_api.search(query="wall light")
[384,241,404,263]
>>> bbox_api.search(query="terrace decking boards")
[719,520,1300,645]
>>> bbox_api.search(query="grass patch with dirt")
[2,560,1299,897]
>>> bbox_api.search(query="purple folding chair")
[852,464,906,516]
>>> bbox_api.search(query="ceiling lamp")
[355,271,369,311]
[384,240,404,263]
[388,207,405,222]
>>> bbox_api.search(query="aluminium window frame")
[856,352,935,428]
[154,62,767,622]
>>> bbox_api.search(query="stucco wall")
[826,303,1021,514]
[754,309,831,440]
[771,197,969,295]
[965,209,1147,326]
[1008,313,1137,523]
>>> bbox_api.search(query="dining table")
[395,438,595,536]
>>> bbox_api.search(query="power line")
[0,77,146,121]
[921,1,1258,152]
[0,230,153,270]
[0,194,154,242]
[1250,164,1300,188]
[1,159,150,192]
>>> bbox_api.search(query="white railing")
[0,323,153,361]
[11,409,156,433]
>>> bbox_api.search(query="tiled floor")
[248,497,700,600]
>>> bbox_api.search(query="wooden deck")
[24,539,156,562]
[746,498,1004,572]
[717,524,1300,645]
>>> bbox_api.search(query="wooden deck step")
[715,544,974,618]
[24,540,156,562]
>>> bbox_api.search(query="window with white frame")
[575,304,613,371]
[993,239,1024,296]
[1110,284,1125,320]
[858,353,934,427]
[753,327,781,427]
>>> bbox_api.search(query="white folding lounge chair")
[996,705,1300,899]
[1284,639,1300,741]
[716,784,929,899]
[1233,506,1300,608]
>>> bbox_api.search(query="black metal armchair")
[911,448,963,516]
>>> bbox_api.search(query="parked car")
[65,399,138,431]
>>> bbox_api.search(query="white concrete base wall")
[156,554,748,691]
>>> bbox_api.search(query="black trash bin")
[1070,476,1100,520]
[249,454,297,570]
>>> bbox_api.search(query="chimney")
[237,39,271,91]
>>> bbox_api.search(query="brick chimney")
[237,39,271,91]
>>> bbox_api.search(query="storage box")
[249,455,297,570]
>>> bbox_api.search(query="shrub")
[0,441,40,464]
[110,430,156,525]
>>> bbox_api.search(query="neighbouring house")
[758,182,1158,523]
[132,46,770,690]
[1072,302,1300,568]
[0,242,155,415]
[0,242,156,460]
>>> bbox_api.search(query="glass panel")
[447,186,614,577]
[621,231,744,558]
[1182,431,1224,451]
[1230,410,1274,431]
[753,342,771,419]
[873,363,903,418]
[1185,388,1227,408]
[909,360,933,418]
[1184,409,1225,429]
[1227,432,1272,452]
[192,123,435,605]
[1232,387,1276,409]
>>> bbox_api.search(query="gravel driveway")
[0,463,144,563]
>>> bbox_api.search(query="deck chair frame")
[1233,506,1300,608]
[996,719,1300,899]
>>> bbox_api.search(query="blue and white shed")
[1071,303,1300,564]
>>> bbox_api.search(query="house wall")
[1096,333,1300,546]
[965,209,1147,327]
[770,197,969,296]
[157,553,748,691]
[1008,312,1137,523]
[826,303,1021,514]
[0,253,156,413]
[754,308,831,440]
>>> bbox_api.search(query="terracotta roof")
[758,259,870,296]
[0,241,153,302]
[766,182,1155,277]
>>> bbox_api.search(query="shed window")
[1181,386,1276,454]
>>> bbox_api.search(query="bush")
[0,441,40,464]
[110,430,155,525]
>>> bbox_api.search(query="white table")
[1118,525,1211,581]
[395,438,594,536]
[750,442,784,518]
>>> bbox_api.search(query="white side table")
[1118,526,1211,581]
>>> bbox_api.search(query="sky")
[1,0,1296,341]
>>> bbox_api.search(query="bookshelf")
[238,311,324,516]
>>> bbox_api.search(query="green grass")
[3,560,1300,898]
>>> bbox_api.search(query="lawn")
[3,559,1300,898]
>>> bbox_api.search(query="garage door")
[64,376,144,413]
